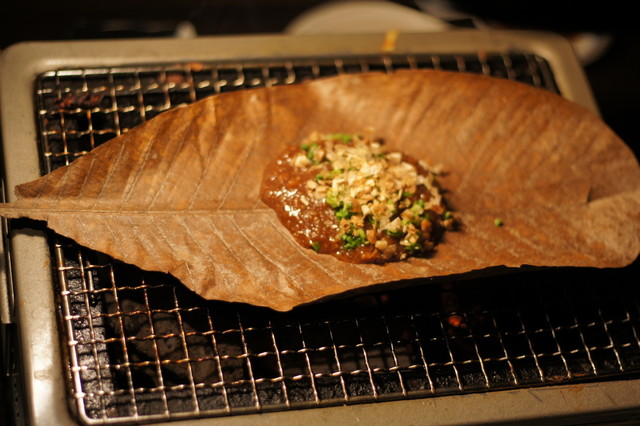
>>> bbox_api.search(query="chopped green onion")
[410,203,424,216]
[386,229,405,238]
[326,198,341,209]
[316,168,342,182]
[301,142,318,152]
[402,191,413,199]
[335,202,354,220]
[311,242,321,252]
[301,142,321,163]
[306,143,319,161]
[328,133,353,142]
[443,210,453,220]
[494,218,504,227]
[326,190,341,209]
[405,242,422,254]
[341,231,367,249]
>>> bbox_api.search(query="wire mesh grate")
[33,53,640,424]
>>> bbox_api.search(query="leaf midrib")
[0,205,271,216]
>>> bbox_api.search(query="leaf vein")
[205,215,258,290]
[264,213,345,286]
[231,215,303,291]
[90,138,128,209]
[147,122,191,210]
[187,101,225,210]
[119,120,162,210]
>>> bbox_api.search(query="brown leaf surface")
[1,70,639,311]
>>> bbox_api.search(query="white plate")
[285,1,450,35]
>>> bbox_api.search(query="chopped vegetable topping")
[494,218,504,227]
[290,132,454,260]
[311,242,321,252]
[327,133,354,142]
[341,228,367,249]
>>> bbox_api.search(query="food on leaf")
[0,70,638,311]
[261,132,455,263]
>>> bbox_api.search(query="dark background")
[1,0,638,156]
[0,0,638,424]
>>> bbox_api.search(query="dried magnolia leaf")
[1,70,639,311]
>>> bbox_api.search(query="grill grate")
[32,53,640,424]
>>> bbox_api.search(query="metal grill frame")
[50,238,640,424]
[36,53,558,173]
[2,31,640,426]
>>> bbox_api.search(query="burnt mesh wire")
[32,53,640,424]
